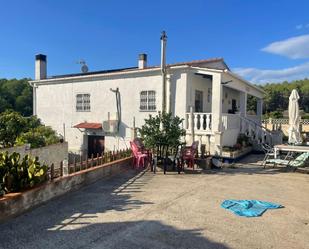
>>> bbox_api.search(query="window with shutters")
[140,91,156,111]
[76,93,91,112]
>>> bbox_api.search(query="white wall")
[36,71,163,154]
[170,69,188,119]
[222,87,240,113]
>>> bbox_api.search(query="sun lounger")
[266,152,309,168]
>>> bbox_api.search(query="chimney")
[138,53,147,69]
[35,54,47,80]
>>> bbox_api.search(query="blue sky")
[1,0,309,84]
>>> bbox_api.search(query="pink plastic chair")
[130,141,149,169]
[133,138,152,163]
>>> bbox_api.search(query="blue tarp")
[221,200,283,217]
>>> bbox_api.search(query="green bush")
[138,112,186,149]
[15,126,59,148]
[0,152,48,194]
[0,110,60,149]
[237,134,250,146]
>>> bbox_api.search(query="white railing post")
[194,114,198,131]
[206,114,211,131]
[185,113,189,130]
[190,106,194,143]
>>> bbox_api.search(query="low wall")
[0,142,68,168]
[0,157,132,222]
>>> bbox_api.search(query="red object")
[74,122,102,129]
[133,138,152,162]
[130,141,149,169]
[181,141,199,169]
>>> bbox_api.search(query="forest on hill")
[259,78,309,118]
[0,78,32,116]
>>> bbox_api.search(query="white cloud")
[295,23,309,29]
[296,24,303,30]
[261,35,309,59]
[233,62,309,84]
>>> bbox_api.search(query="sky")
[1,0,309,84]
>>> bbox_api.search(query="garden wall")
[0,157,132,222]
[0,142,68,168]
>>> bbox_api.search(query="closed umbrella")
[288,89,302,144]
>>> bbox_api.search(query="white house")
[30,53,269,158]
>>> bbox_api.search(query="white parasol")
[288,89,302,144]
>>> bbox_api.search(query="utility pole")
[160,31,167,113]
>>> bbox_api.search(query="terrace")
[1,156,309,249]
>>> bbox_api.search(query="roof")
[74,122,102,129]
[46,57,228,79]
[50,67,138,79]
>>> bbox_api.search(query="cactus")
[0,152,48,194]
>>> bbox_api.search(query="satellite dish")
[81,64,88,73]
[76,59,89,73]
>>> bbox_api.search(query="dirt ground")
[0,154,309,249]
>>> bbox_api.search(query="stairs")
[239,116,282,151]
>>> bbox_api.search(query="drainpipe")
[28,81,37,116]
[160,31,167,113]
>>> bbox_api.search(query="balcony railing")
[185,112,212,134]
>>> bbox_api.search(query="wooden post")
[51,164,55,179]
[91,154,94,167]
[86,156,88,169]
[80,154,83,170]
[60,161,63,177]
[96,153,99,166]
[73,157,77,173]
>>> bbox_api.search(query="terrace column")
[211,73,222,132]
[239,92,247,117]
[256,98,263,117]
[211,73,223,156]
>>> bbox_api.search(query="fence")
[262,118,309,125]
[262,118,309,135]
[49,148,132,180]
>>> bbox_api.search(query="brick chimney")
[35,54,47,80]
[138,53,147,69]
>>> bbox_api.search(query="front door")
[232,99,237,113]
[88,135,105,158]
[195,90,203,112]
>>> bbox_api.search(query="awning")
[74,122,102,129]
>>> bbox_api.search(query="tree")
[0,111,26,147]
[0,78,32,116]
[138,112,186,150]
[0,111,60,148]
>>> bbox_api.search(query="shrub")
[15,126,60,148]
[0,110,60,149]
[0,152,48,194]
[138,112,186,149]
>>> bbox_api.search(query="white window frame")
[139,90,156,111]
[76,93,91,112]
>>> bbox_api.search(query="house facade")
[30,54,267,158]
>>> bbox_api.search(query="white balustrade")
[185,113,212,133]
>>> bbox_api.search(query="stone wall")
[0,157,132,222]
[0,142,68,168]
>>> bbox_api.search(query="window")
[76,93,91,112]
[195,90,203,112]
[140,91,156,111]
